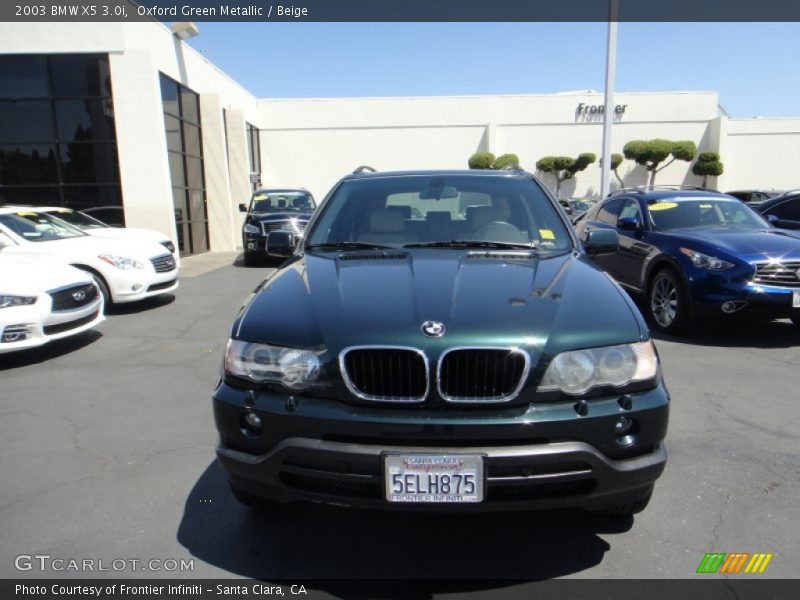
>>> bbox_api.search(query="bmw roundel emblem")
[421,320,446,338]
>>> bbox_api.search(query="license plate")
[384,454,484,503]
[794,291,800,308]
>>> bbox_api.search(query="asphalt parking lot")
[1,252,798,585]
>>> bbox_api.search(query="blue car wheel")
[648,269,689,333]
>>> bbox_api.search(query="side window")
[770,198,800,221]
[596,198,625,225]
[619,199,642,221]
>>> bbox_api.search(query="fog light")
[247,242,257,250]
[242,411,262,432]
[2,324,33,343]
[131,284,144,292]
[614,416,633,435]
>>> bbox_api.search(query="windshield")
[48,209,108,229]
[0,211,87,242]
[249,191,315,213]
[306,175,573,252]
[647,198,770,231]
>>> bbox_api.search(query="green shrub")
[468,152,496,169]
[493,153,520,170]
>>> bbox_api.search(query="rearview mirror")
[266,231,296,258]
[584,229,618,256]
[238,203,248,213]
[419,185,459,200]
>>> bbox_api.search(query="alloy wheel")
[651,274,679,328]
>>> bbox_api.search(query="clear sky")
[186,22,799,117]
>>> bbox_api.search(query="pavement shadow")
[177,460,628,587]
[650,316,798,349]
[232,253,281,270]
[107,293,176,315]
[0,329,102,370]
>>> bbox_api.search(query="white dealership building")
[1,20,798,255]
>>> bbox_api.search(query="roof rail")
[352,165,377,174]
[608,184,718,197]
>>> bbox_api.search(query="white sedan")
[0,256,105,354]
[34,206,179,266]
[0,208,179,310]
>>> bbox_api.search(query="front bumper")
[690,275,799,318]
[107,269,179,303]
[0,296,104,354]
[213,381,669,511]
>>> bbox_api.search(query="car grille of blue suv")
[753,261,800,287]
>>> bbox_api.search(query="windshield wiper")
[306,241,395,250]
[403,240,537,250]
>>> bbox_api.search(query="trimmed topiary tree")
[493,153,520,170]
[468,151,496,169]
[623,139,696,185]
[535,152,597,197]
[691,151,724,189]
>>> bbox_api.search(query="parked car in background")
[33,206,178,264]
[239,188,316,266]
[215,168,669,517]
[754,191,800,230]
[575,187,800,333]
[0,208,179,310]
[725,189,785,205]
[0,256,104,354]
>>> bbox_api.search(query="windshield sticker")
[649,202,678,211]
[253,194,268,201]
[539,229,555,240]
[16,212,38,217]
[699,204,713,208]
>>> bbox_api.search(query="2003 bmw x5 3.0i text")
[213,168,670,516]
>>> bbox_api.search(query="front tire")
[648,269,689,334]
[243,253,258,267]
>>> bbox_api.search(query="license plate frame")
[793,290,800,308]
[383,453,485,503]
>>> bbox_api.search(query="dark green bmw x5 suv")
[213,168,669,516]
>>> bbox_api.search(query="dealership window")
[160,73,209,256]
[0,54,123,222]
[246,122,261,190]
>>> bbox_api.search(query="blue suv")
[575,186,800,333]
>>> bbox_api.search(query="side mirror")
[266,231,295,258]
[238,203,248,213]
[766,214,779,225]
[617,216,642,232]
[584,229,619,256]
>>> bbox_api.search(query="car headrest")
[369,209,405,233]
[389,205,412,219]
[426,211,452,224]
[468,205,506,229]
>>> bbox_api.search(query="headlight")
[224,339,322,390]
[538,340,658,395]
[161,241,176,254]
[98,254,144,270]
[680,248,734,271]
[243,224,260,234]
[0,294,36,309]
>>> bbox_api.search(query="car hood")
[0,256,92,295]
[235,250,647,360]
[248,212,314,224]
[85,227,169,244]
[665,227,800,261]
